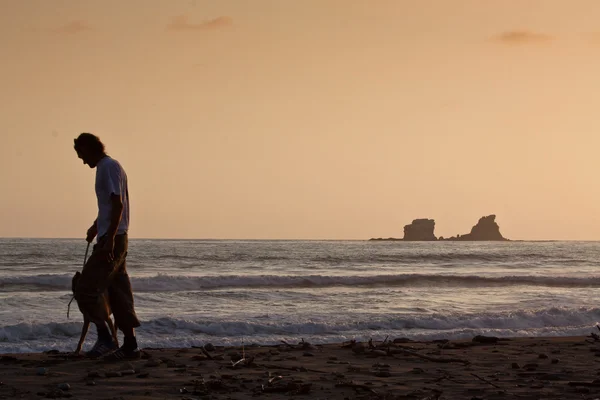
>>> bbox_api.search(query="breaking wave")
[1,306,599,353]
[3,273,600,292]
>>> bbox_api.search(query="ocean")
[1,239,599,354]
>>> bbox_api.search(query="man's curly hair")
[73,133,105,154]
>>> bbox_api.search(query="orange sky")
[1,0,600,240]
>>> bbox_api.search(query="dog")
[71,271,119,355]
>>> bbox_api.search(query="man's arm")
[106,194,124,241]
[100,161,125,260]
[102,194,123,261]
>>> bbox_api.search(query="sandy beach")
[2,335,600,399]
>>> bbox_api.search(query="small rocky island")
[442,215,507,241]
[370,214,508,241]
[403,219,437,241]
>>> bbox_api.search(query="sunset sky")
[1,0,600,240]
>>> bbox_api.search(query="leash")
[67,296,75,319]
[67,242,90,319]
[83,241,90,267]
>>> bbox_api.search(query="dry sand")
[2,335,600,399]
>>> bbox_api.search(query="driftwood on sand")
[342,337,471,365]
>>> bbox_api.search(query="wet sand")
[2,335,600,399]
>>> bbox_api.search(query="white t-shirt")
[95,156,130,239]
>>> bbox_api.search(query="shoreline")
[2,335,600,399]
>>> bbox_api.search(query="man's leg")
[108,274,141,354]
[104,234,142,360]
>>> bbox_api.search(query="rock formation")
[403,219,437,241]
[445,215,507,241]
[369,214,509,241]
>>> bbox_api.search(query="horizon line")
[0,236,598,242]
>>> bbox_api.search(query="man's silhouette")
[73,133,141,360]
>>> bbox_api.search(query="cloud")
[491,30,554,45]
[53,20,91,35]
[167,15,233,32]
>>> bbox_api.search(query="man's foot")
[86,339,118,359]
[103,345,141,361]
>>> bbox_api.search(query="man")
[73,133,141,360]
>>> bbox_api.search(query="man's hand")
[86,223,97,243]
[101,237,115,262]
